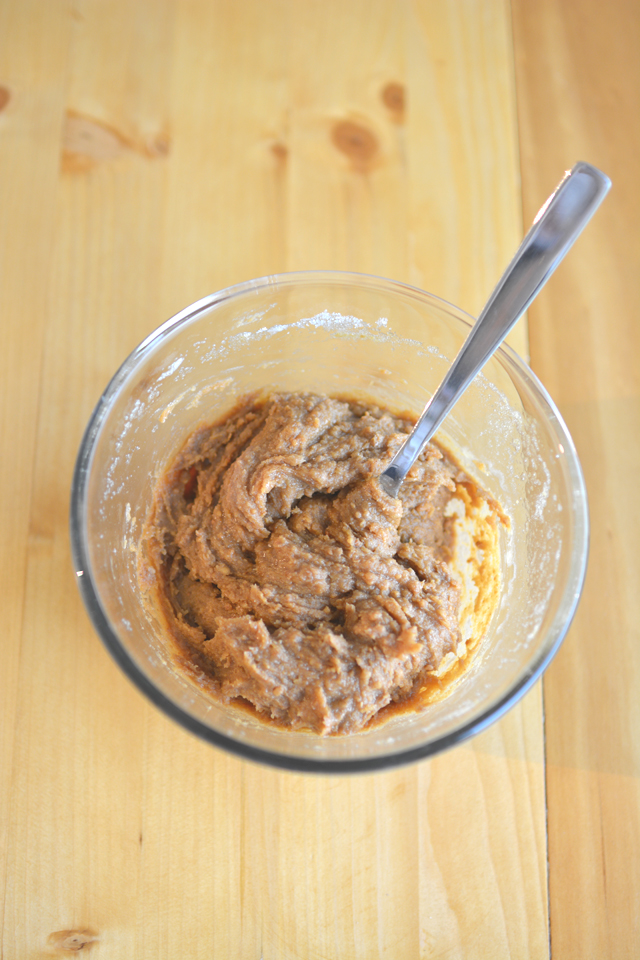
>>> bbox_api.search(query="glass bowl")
[70,271,588,773]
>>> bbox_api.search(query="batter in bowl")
[139,391,503,734]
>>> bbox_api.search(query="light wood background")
[0,1,637,957]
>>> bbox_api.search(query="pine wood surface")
[0,1,635,957]
[512,1,640,955]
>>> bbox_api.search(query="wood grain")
[0,0,72,944]
[512,0,640,955]
[9,0,635,956]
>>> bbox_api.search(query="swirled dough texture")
[140,393,501,734]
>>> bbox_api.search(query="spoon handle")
[379,161,611,497]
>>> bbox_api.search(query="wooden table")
[1,1,637,956]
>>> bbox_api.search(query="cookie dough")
[139,392,502,734]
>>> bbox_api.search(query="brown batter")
[139,392,502,735]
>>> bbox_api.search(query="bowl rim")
[70,269,589,773]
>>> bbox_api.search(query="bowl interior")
[73,273,587,771]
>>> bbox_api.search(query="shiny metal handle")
[379,162,611,497]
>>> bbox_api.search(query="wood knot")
[62,112,171,171]
[0,86,10,112]
[46,929,99,953]
[381,82,405,121]
[145,132,171,157]
[62,113,129,171]
[331,120,378,170]
[270,141,288,163]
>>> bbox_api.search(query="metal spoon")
[379,161,611,498]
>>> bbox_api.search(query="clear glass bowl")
[70,271,588,773]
